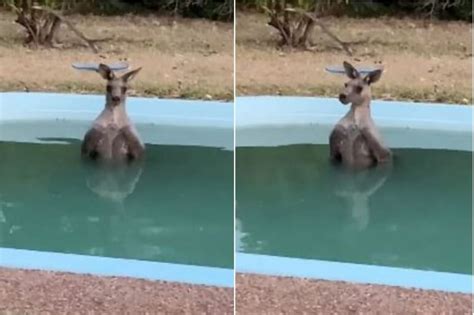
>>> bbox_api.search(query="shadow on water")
[236,144,472,274]
[0,140,233,268]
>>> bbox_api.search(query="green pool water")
[0,141,233,269]
[236,144,472,274]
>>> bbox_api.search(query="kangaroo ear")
[364,69,383,85]
[121,67,142,82]
[98,64,114,80]
[343,61,359,79]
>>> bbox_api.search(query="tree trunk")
[299,19,315,48]
[9,2,110,53]
[268,15,313,48]
[45,16,62,46]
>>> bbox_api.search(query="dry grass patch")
[237,12,472,104]
[0,11,233,100]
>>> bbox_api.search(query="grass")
[238,84,471,105]
[236,12,472,104]
[0,11,233,100]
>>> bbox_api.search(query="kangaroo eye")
[355,86,363,93]
[344,83,348,88]
[106,86,112,93]
[121,87,127,93]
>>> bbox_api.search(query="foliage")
[1,0,234,21]
[398,0,472,20]
[237,0,472,21]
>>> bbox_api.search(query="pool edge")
[0,247,234,288]
[235,96,473,133]
[236,253,472,294]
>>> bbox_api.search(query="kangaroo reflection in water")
[82,160,161,258]
[85,160,144,210]
[330,163,392,231]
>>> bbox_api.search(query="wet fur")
[81,125,144,162]
[330,120,390,169]
[330,124,374,169]
[329,61,391,169]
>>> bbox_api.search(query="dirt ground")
[0,11,233,100]
[236,273,473,314]
[0,267,233,314]
[236,12,472,104]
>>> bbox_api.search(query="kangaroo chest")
[94,107,130,129]
[92,107,133,158]
[336,111,376,160]
[339,108,380,138]
[340,120,364,142]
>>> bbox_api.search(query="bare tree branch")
[285,7,352,56]
[32,5,112,53]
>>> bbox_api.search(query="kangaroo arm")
[82,128,104,159]
[120,126,145,160]
[329,125,347,162]
[360,127,391,163]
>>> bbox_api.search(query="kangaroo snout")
[111,96,120,102]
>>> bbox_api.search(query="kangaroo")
[81,64,145,162]
[329,61,391,169]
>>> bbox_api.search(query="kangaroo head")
[339,61,382,106]
[97,64,142,107]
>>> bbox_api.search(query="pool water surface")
[0,140,233,269]
[236,144,472,275]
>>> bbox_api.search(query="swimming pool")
[236,96,472,293]
[0,92,234,287]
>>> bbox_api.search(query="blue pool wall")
[236,96,472,151]
[0,92,233,150]
[236,96,472,131]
